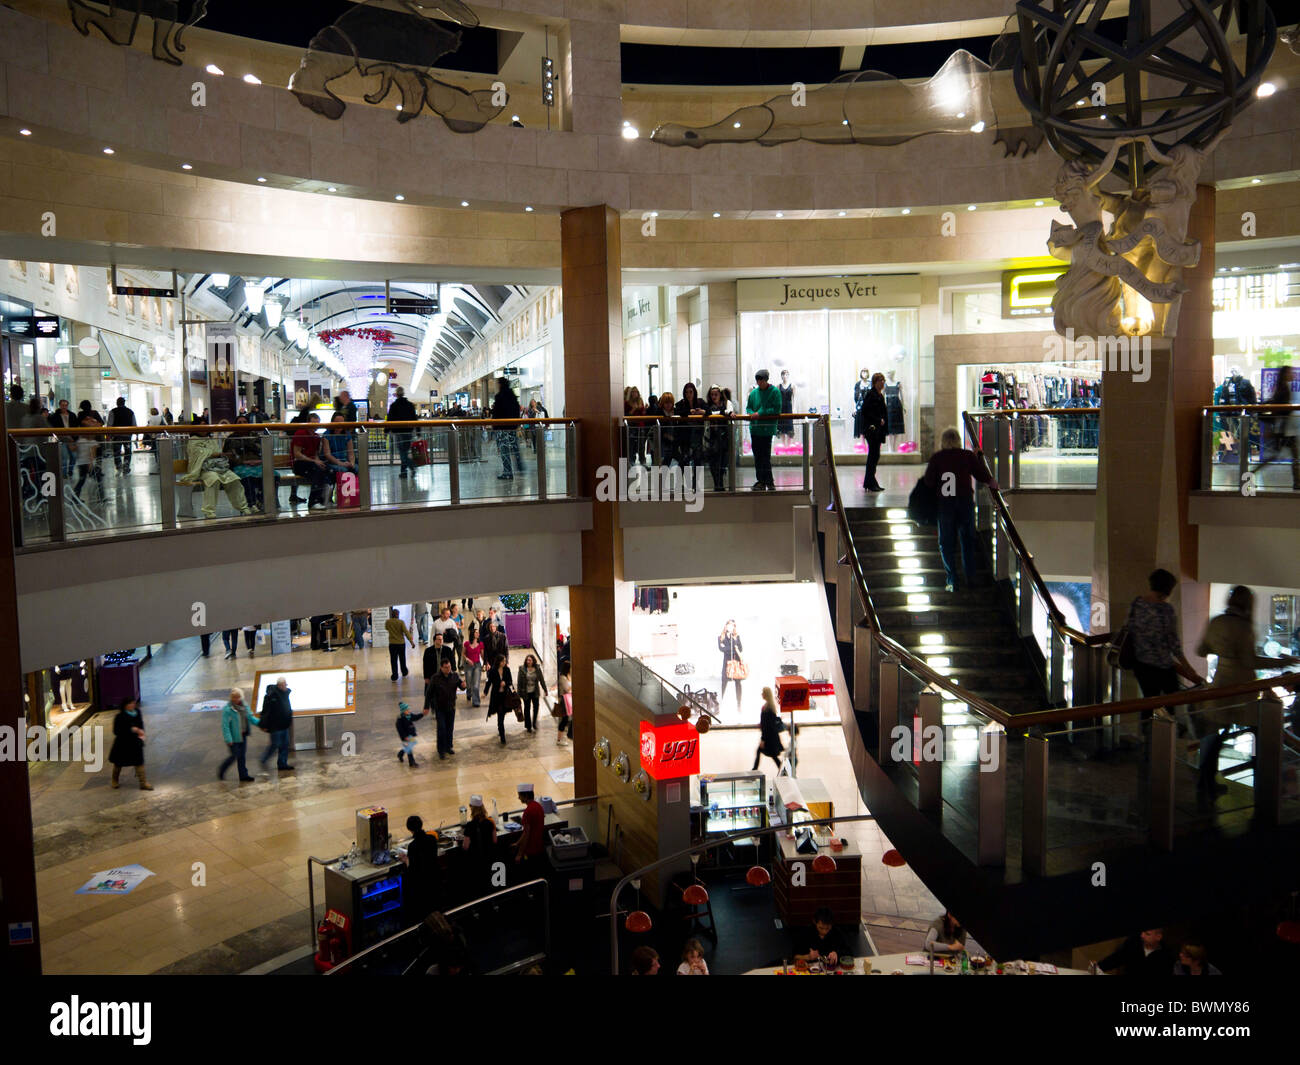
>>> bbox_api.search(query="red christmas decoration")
[316,326,395,347]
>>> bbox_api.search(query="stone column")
[562,205,628,796]
[1093,185,1214,667]
[701,282,738,396]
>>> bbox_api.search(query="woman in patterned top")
[1122,568,1205,700]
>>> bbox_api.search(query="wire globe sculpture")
[1011,0,1277,187]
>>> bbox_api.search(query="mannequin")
[852,369,871,452]
[777,370,795,443]
[54,662,79,712]
[883,368,906,452]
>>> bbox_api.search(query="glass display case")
[699,772,768,844]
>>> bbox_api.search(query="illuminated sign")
[1001,268,1065,319]
[4,316,60,337]
[639,720,700,780]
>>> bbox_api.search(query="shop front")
[625,581,837,725]
[623,285,671,402]
[737,275,922,458]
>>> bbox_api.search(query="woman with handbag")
[555,661,572,744]
[1121,569,1205,700]
[516,653,548,733]
[752,687,785,772]
[484,653,516,745]
[718,619,746,712]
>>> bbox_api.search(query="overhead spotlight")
[257,176,267,183]
[712,211,721,218]
[967,204,976,211]
[1034,199,1045,206]
[775,211,784,218]
[733,121,742,128]
[837,210,847,216]
[395,194,405,201]
[461,200,469,207]
[842,118,849,125]
[1251,177,1262,184]
[206,64,224,76]
[210,273,230,288]
[243,74,261,85]
[396,104,403,112]
[622,123,639,140]
[524,205,534,212]
[542,55,555,107]
[327,186,338,192]
[103,147,115,154]
[969,120,985,133]
[181,163,193,170]
[1256,81,1276,98]
[19,128,32,136]
[901,208,911,215]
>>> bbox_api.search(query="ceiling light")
[901,208,911,215]
[837,210,846,216]
[842,119,849,125]
[511,114,520,122]
[969,120,985,133]
[733,122,742,128]
[283,317,300,341]
[257,176,267,183]
[243,74,261,85]
[244,281,265,316]
[524,205,534,212]
[327,186,338,192]
[1251,177,1262,184]
[210,273,230,288]
[296,331,308,350]
[395,194,405,201]
[19,128,32,136]
[1256,81,1276,98]
[775,211,784,217]
[1076,99,1086,106]
[1034,200,1044,206]
[622,124,639,139]
[103,147,115,154]
[461,200,469,207]
[264,297,284,328]
[712,211,720,218]
[956,112,965,119]
[967,204,976,211]
[206,64,224,76]
[181,163,193,170]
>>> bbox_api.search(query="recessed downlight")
[712,211,720,218]
[901,207,911,215]
[243,74,261,85]
[460,200,469,206]
[1256,81,1276,98]
[103,147,115,154]
[966,204,976,211]
[181,163,193,170]
[205,64,224,76]
[525,205,534,212]
[19,128,32,136]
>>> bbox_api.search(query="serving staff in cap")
[514,784,546,881]
[460,795,498,901]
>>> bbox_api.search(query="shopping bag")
[907,477,937,526]
[336,471,360,509]
[563,693,573,717]
[410,439,431,467]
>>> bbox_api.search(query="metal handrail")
[1201,403,1300,413]
[961,410,1104,648]
[7,417,577,437]
[323,877,551,976]
[613,648,723,723]
[624,413,821,421]
[966,407,1101,417]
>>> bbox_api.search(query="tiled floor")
[28,625,940,973]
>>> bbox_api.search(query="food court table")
[746,952,1090,975]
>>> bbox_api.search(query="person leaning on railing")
[702,385,731,491]
[1194,585,1298,801]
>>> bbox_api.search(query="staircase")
[844,507,1049,717]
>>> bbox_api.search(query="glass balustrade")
[621,417,815,495]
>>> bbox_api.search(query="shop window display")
[627,583,836,724]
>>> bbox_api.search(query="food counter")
[746,952,1090,975]
[772,777,861,927]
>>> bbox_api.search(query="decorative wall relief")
[67,1,208,66]
[1009,0,1277,338]
[289,0,505,131]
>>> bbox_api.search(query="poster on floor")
[75,864,155,896]
[206,323,238,423]
[270,620,293,656]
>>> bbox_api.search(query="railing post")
[446,426,460,506]
[1237,412,1252,491]
[356,427,371,512]
[728,421,739,492]
[1049,632,1065,704]
[40,440,66,543]
[535,424,547,500]
[917,690,941,814]
[1010,415,1021,490]
[654,421,663,470]
[824,520,839,586]
[994,417,1011,490]
[877,658,900,762]
[801,420,811,493]
[852,616,873,711]
[814,428,831,532]
[836,555,853,641]
[1200,408,1213,491]
[567,422,579,497]
[260,435,277,517]
[158,436,177,529]
[977,724,1007,866]
[1022,731,1048,876]
[1256,695,1283,826]
[1149,710,1176,851]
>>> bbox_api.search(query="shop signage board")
[270,620,293,656]
[737,274,922,312]
[639,719,700,780]
[206,323,239,423]
[3,315,60,337]
[1000,267,1066,319]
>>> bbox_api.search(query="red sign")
[808,681,834,697]
[639,720,700,780]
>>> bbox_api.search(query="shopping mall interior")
[2,0,1300,1004]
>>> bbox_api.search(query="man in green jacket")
[745,369,783,490]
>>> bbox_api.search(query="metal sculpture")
[289,0,505,131]
[1009,0,1277,338]
[67,0,208,65]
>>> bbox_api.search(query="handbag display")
[681,684,718,713]
[725,659,749,681]
[779,661,800,676]
[673,662,695,676]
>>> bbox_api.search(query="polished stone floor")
[27,623,939,974]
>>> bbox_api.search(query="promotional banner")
[270,620,293,656]
[75,864,155,896]
[206,323,238,423]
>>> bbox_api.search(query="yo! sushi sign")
[639,720,700,780]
